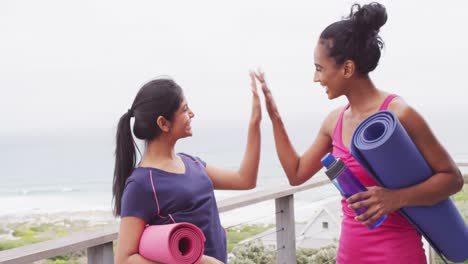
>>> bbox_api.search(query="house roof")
[239,196,343,248]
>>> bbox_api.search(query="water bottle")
[321,152,387,229]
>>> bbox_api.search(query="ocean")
[0,111,467,218]
[0,117,307,216]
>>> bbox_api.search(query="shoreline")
[0,210,118,242]
[0,192,342,236]
[0,192,342,226]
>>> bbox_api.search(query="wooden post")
[275,195,296,264]
[87,242,114,264]
[423,237,436,264]
[428,247,436,264]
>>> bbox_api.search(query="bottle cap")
[321,153,336,168]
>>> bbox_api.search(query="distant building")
[296,205,341,248]
[240,199,342,249]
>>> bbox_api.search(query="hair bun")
[349,2,387,35]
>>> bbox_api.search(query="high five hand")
[254,70,281,121]
[250,71,262,123]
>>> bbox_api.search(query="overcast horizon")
[1,0,467,149]
[1,1,468,226]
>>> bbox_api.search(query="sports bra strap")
[379,94,399,111]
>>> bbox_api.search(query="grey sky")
[1,0,467,136]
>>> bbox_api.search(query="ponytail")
[112,78,183,216]
[112,110,137,216]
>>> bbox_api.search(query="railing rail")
[0,227,118,264]
[0,163,466,264]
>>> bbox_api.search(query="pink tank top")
[332,94,427,264]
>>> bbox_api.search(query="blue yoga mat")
[350,110,468,262]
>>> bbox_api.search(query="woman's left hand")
[347,186,404,226]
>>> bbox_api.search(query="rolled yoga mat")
[139,222,206,264]
[350,110,468,262]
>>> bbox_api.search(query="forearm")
[121,253,218,264]
[198,255,223,264]
[238,119,261,189]
[397,170,464,207]
[119,254,160,264]
[270,116,301,185]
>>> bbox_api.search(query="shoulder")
[327,106,345,122]
[126,168,151,187]
[387,97,420,123]
[320,106,346,136]
[121,173,157,223]
[387,96,430,135]
[123,169,153,196]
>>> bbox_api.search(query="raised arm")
[255,71,335,186]
[206,72,261,190]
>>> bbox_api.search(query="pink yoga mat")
[139,222,206,264]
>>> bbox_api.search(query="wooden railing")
[0,176,331,264]
[0,163,467,264]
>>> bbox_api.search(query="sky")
[0,0,467,143]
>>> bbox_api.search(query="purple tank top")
[332,94,426,263]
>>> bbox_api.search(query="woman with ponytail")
[256,2,463,263]
[113,74,262,264]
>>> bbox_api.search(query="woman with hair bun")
[256,2,463,263]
